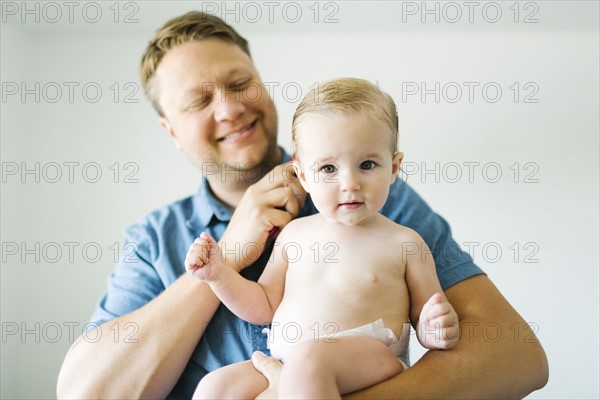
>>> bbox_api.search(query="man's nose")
[213,91,245,122]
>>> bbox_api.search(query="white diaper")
[262,319,410,369]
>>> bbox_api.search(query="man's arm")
[57,274,219,399]
[344,275,549,399]
[57,164,306,399]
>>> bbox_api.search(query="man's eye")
[229,80,251,91]
[360,160,376,170]
[321,164,336,174]
[188,97,210,110]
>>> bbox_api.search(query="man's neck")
[207,173,253,210]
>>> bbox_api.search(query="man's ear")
[159,116,182,151]
[391,151,404,183]
[292,160,310,193]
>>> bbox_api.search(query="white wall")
[1,1,598,398]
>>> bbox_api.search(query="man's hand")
[343,276,548,399]
[221,163,306,272]
[417,292,460,350]
[252,351,283,400]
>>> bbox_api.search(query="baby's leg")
[279,335,404,399]
[192,360,268,400]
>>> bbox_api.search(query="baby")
[186,77,460,399]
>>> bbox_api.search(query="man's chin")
[218,156,273,180]
[229,145,279,170]
[237,157,276,170]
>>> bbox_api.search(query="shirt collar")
[187,147,292,230]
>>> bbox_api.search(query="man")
[57,11,548,399]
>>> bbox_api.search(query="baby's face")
[294,112,402,226]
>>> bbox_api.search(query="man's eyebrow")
[183,69,250,96]
[177,88,211,111]
[183,85,212,97]
[218,67,251,82]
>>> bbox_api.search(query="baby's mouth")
[339,201,364,209]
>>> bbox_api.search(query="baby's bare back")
[270,214,411,344]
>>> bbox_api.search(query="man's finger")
[260,187,299,217]
[286,179,307,210]
[252,351,280,373]
[278,162,307,208]
[263,209,294,232]
[252,351,282,400]
[252,164,291,191]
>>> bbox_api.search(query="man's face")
[155,38,279,174]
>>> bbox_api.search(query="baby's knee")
[284,341,334,376]
[193,361,267,400]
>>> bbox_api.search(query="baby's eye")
[360,160,376,170]
[321,164,337,174]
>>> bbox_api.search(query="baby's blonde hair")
[292,78,398,154]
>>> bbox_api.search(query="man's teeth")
[224,132,243,139]
[223,123,252,140]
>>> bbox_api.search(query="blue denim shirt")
[90,150,484,399]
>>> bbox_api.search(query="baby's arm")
[403,231,460,350]
[185,232,288,324]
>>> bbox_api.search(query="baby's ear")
[391,151,404,183]
[292,160,310,193]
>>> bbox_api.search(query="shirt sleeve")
[88,221,165,327]
[382,179,486,290]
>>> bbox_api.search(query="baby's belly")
[270,291,408,344]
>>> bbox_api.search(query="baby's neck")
[318,213,384,230]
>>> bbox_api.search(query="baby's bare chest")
[281,235,405,285]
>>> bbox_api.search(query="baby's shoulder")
[377,214,425,243]
[285,214,321,230]
[276,214,321,242]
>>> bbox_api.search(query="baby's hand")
[185,232,221,281]
[418,292,460,350]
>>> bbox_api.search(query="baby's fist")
[418,292,460,350]
[185,232,219,281]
